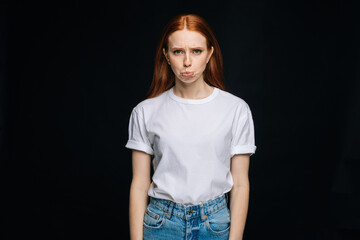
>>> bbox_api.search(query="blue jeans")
[143,193,230,239]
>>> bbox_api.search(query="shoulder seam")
[132,107,144,121]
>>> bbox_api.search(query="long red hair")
[145,14,226,99]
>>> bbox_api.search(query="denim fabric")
[143,193,231,240]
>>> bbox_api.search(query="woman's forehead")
[168,29,207,47]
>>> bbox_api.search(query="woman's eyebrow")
[170,46,205,50]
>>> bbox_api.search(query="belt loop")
[166,202,175,219]
[200,203,207,221]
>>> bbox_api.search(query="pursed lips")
[181,71,194,77]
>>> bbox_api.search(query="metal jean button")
[187,209,196,215]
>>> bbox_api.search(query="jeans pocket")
[143,203,166,229]
[205,206,231,235]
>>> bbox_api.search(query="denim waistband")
[149,193,228,221]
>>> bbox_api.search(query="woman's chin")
[176,74,201,84]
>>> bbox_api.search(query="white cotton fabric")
[125,86,256,205]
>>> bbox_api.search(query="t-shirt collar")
[168,86,219,104]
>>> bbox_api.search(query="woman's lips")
[181,72,194,77]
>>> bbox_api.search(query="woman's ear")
[163,48,170,64]
[207,46,214,63]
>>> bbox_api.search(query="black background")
[1,1,360,239]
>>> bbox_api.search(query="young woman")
[126,13,256,240]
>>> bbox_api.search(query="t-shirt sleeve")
[125,108,154,155]
[230,101,257,158]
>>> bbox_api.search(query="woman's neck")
[173,80,214,100]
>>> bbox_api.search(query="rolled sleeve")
[230,101,257,158]
[125,108,154,155]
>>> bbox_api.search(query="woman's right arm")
[129,150,151,240]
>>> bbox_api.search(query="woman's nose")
[183,54,192,67]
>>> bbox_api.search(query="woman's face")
[163,29,214,85]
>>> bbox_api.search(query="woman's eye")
[193,49,202,54]
[173,50,182,55]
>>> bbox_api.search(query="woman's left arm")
[228,153,250,240]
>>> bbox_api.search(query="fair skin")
[163,28,214,99]
[129,150,151,240]
[229,153,250,240]
[129,28,250,240]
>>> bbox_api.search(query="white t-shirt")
[125,86,256,205]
